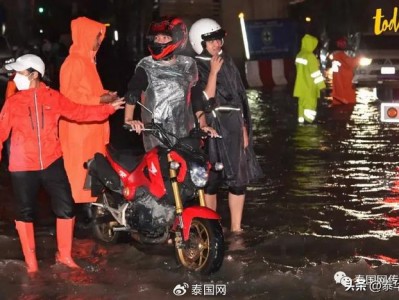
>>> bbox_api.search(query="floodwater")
[2,87,399,299]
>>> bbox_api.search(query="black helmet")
[147,17,188,60]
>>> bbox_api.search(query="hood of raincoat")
[300,34,318,53]
[69,17,106,59]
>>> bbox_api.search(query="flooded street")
[2,87,399,299]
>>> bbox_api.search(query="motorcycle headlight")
[189,163,208,188]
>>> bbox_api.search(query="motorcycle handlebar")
[122,123,156,132]
[123,123,221,139]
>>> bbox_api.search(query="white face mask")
[13,73,32,90]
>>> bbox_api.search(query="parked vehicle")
[352,33,399,100]
[84,113,225,274]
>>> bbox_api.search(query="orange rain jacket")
[59,17,108,203]
[331,51,360,105]
[0,83,114,172]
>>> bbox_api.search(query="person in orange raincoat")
[59,17,120,205]
[331,38,360,106]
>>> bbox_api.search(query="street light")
[238,12,250,60]
[38,7,44,14]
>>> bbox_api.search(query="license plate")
[381,66,395,74]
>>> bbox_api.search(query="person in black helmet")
[124,16,217,151]
[189,18,263,233]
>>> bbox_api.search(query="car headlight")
[359,57,372,66]
[189,163,208,188]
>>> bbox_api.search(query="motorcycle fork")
[168,153,183,215]
[198,189,206,207]
[168,153,185,248]
[168,154,206,248]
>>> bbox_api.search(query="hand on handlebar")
[125,119,145,134]
[201,126,221,138]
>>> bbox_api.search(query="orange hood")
[69,17,106,59]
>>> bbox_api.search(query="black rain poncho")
[194,52,263,187]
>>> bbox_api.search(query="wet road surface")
[2,87,399,299]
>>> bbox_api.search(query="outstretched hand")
[110,98,125,110]
[100,91,119,104]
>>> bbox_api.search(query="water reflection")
[245,86,399,256]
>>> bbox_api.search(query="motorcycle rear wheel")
[176,218,224,275]
[92,194,122,244]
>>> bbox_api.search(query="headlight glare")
[359,57,372,66]
[189,163,208,187]
[214,162,224,171]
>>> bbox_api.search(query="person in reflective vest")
[293,34,326,123]
[331,38,359,106]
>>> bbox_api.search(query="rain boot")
[55,217,80,268]
[15,221,38,273]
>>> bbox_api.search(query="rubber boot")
[55,217,80,268]
[15,221,38,273]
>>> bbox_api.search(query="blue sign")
[245,19,300,60]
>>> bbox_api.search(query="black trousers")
[205,170,246,196]
[11,157,75,222]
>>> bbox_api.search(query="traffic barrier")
[245,58,294,88]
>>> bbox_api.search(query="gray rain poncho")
[135,55,198,151]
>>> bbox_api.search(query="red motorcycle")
[84,121,224,274]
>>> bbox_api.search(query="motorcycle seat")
[106,144,144,172]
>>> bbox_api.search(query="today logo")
[373,7,399,35]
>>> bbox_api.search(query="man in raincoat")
[59,17,120,205]
[331,38,360,106]
[293,34,326,123]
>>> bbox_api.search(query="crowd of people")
[0,15,263,274]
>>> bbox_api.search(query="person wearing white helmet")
[189,18,263,233]
[0,54,124,273]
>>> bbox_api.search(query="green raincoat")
[293,34,326,123]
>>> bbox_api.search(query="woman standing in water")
[189,18,263,233]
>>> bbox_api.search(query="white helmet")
[189,18,226,54]
[5,54,45,77]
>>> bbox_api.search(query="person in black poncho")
[189,18,263,233]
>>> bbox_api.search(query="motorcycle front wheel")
[176,218,224,275]
[91,193,122,244]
